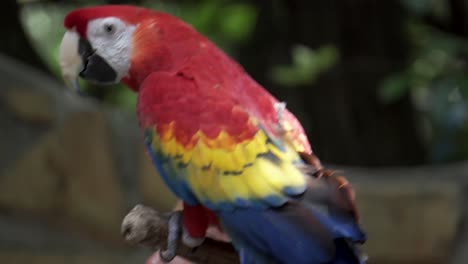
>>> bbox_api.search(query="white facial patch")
[86,17,136,81]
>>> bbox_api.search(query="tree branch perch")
[121,205,239,264]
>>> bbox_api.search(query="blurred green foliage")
[378,22,468,103]
[270,45,339,87]
[379,0,468,162]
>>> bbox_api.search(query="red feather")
[138,72,259,147]
[64,5,153,37]
[63,5,311,152]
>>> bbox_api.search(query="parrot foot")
[159,211,182,263]
[299,152,346,183]
[315,168,348,188]
[182,229,205,248]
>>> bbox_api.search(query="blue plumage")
[144,125,366,264]
[218,200,366,264]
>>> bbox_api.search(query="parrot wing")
[138,71,308,210]
[138,70,366,264]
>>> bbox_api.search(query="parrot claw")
[159,211,182,263]
[314,168,336,179]
[159,250,176,263]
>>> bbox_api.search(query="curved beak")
[59,30,118,92]
[59,30,83,91]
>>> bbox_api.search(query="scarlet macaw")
[58,5,366,264]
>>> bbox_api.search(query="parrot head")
[59,5,202,91]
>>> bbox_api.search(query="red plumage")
[65,5,153,37]
[65,6,311,152]
[64,4,314,239]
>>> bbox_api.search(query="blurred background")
[1,0,468,263]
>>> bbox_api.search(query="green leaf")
[378,74,410,103]
[314,45,340,71]
[270,66,302,86]
[186,0,221,33]
[219,3,257,42]
[270,44,339,86]
[292,45,315,69]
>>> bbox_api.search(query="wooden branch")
[121,205,239,264]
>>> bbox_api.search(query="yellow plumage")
[150,119,307,209]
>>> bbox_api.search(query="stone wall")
[0,54,177,263]
[0,53,466,263]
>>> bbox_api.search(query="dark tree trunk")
[1,0,49,74]
[238,0,426,166]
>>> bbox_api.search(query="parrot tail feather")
[218,196,366,264]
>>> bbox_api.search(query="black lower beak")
[78,38,117,84]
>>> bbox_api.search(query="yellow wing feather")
[150,118,307,210]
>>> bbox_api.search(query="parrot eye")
[85,17,136,82]
[104,24,115,34]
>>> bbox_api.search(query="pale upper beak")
[59,30,83,91]
[59,30,118,92]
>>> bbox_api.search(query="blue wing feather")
[219,201,366,264]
